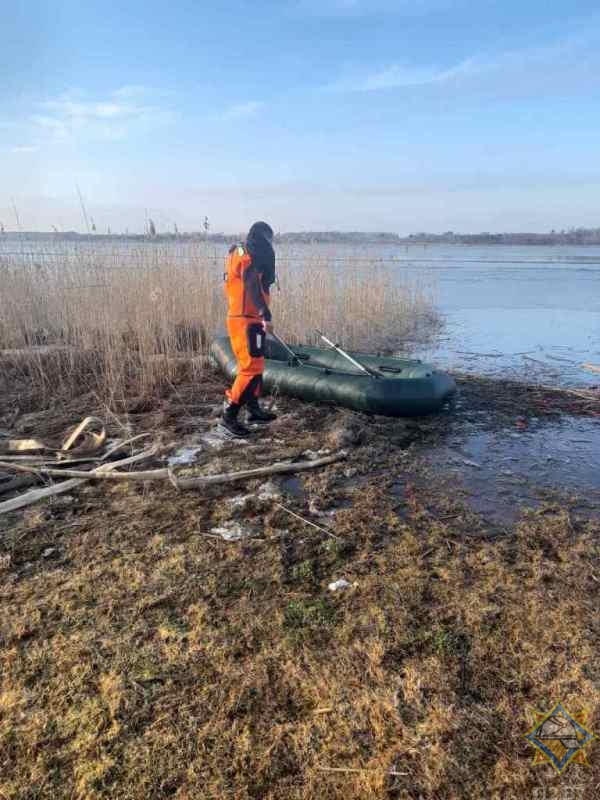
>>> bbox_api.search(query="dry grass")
[0,242,438,407]
[0,378,599,799]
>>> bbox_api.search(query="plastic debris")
[328,579,352,592]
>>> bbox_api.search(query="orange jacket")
[224,244,271,321]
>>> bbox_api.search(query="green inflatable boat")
[210,336,456,417]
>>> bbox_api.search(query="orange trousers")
[226,317,265,405]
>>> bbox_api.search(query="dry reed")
[0,241,439,406]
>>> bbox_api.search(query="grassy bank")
[0,371,599,799]
[0,243,438,407]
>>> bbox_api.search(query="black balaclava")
[246,221,275,292]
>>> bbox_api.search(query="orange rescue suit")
[224,245,271,405]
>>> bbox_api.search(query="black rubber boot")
[247,399,277,424]
[220,400,251,438]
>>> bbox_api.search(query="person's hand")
[263,321,274,335]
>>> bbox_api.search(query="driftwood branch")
[171,451,347,489]
[0,448,158,515]
[0,451,345,485]
[0,462,168,482]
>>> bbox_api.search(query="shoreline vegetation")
[0,245,439,407]
[3,226,600,245]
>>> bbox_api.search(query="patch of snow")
[227,494,255,511]
[210,522,254,542]
[168,446,202,466]
[257,480,282,501]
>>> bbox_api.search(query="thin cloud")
[331,60,474,92]
[10,145,39,153]
[31,88,174,142]
[221,101,264,120]
[327,28,600,96]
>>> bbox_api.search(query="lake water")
[1,239,599,388]
[389,244,600,388]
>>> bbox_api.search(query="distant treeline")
[2,228,600,245]
[403,228,600,245]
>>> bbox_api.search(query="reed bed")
[0,241,439,406]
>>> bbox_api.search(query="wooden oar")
[315,329,380,378]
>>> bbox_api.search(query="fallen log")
[0,447,158,515]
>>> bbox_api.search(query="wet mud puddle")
[420,416,600,524]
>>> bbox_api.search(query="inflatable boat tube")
[210,336,456,417]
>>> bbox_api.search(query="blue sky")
[2,0,600,233]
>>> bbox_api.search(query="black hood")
[246,221,275,290]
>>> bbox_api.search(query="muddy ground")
[0,366,599,799]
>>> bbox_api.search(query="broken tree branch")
[0,463,169,482]
[171,451,347,489]
[0,451,346,492]
[0,447,158,515]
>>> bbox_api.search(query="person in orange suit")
[221,221,278,437]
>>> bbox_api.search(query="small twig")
[316,766,408,776]
[275,502,342,541]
